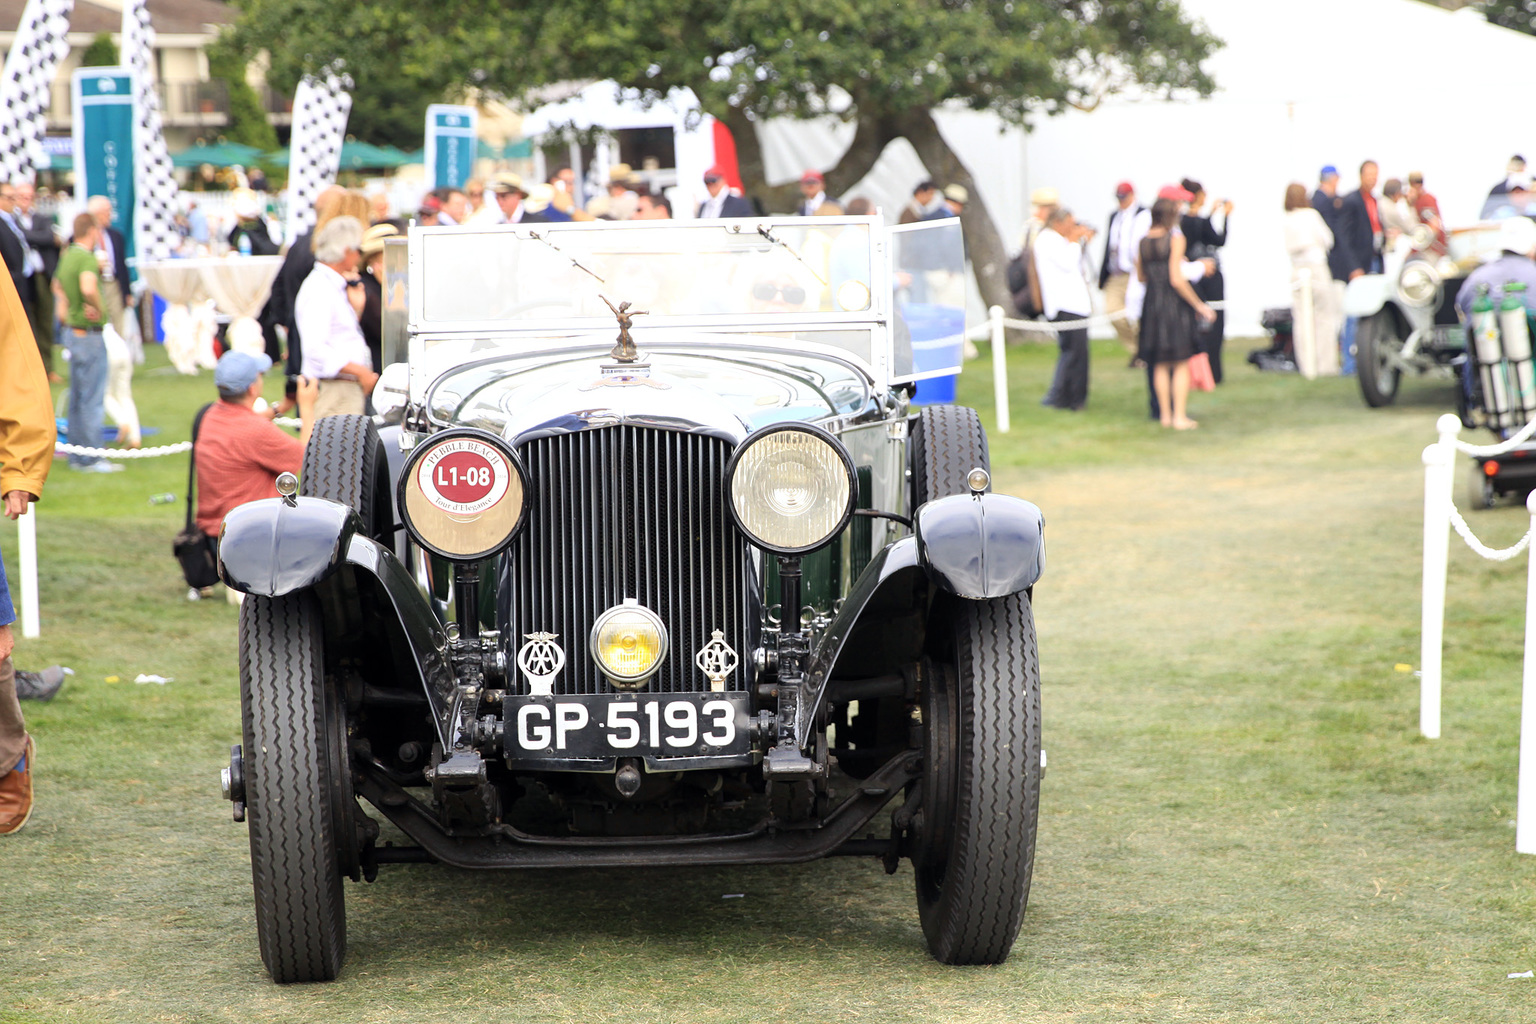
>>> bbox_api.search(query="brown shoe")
[0,735,34,835]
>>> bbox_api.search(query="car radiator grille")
[501,426,756,695]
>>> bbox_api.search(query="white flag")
[0,0,74,183]
[122,0,180,260]
[285,66,352,244]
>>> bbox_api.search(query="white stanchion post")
[1519,490,1536,854]
[989,304,1010,434]
[1420,414,1462,739]
[17,506,39,639]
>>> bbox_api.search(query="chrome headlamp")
[725,424,857,554]
[397,428,529,561]
[1397,260,1441,308]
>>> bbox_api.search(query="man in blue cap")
[192,351,318,549]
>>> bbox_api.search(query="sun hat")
[943,184,969,205]
[1030,186,1059,206]
[360,222,398,257]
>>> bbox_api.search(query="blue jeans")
[66,329,107,467]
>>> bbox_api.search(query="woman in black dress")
[1137,198,1216,430]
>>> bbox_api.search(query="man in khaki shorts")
[293,216,376,418]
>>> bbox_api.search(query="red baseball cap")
[1157,184,1193,202]
[1114,181,1134,198]
[800,169,824,184]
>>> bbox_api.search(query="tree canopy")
[226,0,1220,309]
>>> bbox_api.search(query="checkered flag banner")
[0,0,74,184]
[284,66,352,244]
[123,0,179,259]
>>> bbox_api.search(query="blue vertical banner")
[425,104,477,191]
[71,67,136,268]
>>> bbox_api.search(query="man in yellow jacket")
[0,264,56,834]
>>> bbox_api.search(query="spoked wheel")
[239,591,355,983]
[1357,311,1404,408]
[912,593,1042,965]
[301,414,393,544]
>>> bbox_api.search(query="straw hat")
[360,222,399,257]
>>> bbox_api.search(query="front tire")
[913,592,1042,965]
[1357,311,1404,408]
[239,591,349,983]
[301,414,392,544]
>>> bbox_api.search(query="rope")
[971,300,1227,338]
[55,441,191,458]
[53,417,302,459]
[1449,504,1534,561]
[1453,417,1536,457]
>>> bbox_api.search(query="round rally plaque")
[400,429,528,561]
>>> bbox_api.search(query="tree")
[226,0,1220,312]
[207,39,279,153]
[80,31,117,67]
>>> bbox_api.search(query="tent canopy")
[171,140,266,168]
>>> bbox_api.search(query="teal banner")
[425,104,477,192]
[71,67,135,270]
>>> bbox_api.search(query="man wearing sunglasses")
[698,167,754,219]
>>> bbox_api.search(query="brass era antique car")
[216,216,1046,983]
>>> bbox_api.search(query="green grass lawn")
[3,339,1536,1022]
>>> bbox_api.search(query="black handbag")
[173,403,220,590]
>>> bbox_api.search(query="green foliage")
[226,0,1219,142]
[207,39,279,154]
[1482,0,1536,33]
[80,31,117,67]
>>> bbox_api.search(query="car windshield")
[411,218,877,327]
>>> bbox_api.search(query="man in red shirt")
[195,351,317,542]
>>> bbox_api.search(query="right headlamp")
[725,424,857,555]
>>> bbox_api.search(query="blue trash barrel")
[903,302,965,405]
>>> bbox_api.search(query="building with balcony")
[0,0,284,159]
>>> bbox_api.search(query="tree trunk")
[891,107,1016,320]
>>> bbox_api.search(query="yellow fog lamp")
[590,599,669,689]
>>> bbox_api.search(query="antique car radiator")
[503,425,756,695]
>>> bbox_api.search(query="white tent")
[524,2,1536,334]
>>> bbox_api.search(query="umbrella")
[264,140,415,169]
[171,140,265,168]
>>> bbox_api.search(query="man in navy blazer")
[696,167,754,218]
[1336,160,1381,281]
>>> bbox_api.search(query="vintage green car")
[217,215,1045,982]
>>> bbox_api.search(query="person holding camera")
[1179,179,1231,383]
[1035,206,1096,411]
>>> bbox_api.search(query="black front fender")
[218,496,359,597]
[914,492,1045,600]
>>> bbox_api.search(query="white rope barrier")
[55,441,192,458]
[1452,415,1536,458]
[1420,412,1536,854]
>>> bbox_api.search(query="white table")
[138,256,283,373]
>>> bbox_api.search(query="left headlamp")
[725,423,857,555]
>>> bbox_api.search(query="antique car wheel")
[1357,311,1404,408]
[239,591,351,983]
[913,593,1042,965]
[911,405,990,506]
[300,414,393,543]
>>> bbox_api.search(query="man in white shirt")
[1034,207,1096,411]
[1098,182,1151,358]
[294,216,376,418]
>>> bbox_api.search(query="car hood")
[427,346,873,445]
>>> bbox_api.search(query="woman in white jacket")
[1284,183,1339,378]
